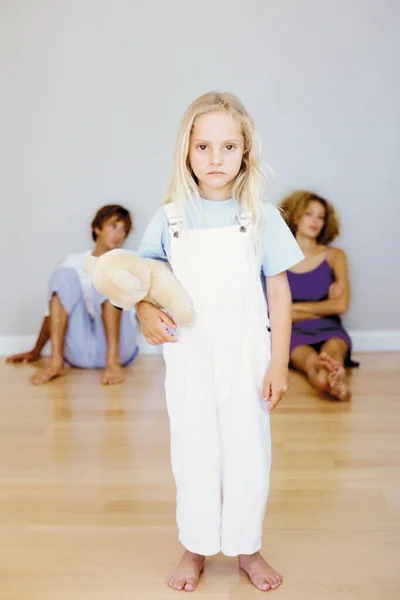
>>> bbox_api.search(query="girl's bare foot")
[167,550,205,592]
[239,552,283,591]
[30,360,66,385]
[102,363,124,385]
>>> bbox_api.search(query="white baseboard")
[0,335,163,357]
[0,331,399,357]
[347,330,400,352]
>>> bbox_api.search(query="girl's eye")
[197,144,207,151]
[226,144,236,151]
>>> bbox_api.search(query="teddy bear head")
[84,249,151,310]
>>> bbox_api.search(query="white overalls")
[163,203,272,557]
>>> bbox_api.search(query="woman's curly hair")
[279,190,340,245]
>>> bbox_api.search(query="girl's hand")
[262,363,289,411]
[136,301,177,345]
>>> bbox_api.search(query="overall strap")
[235,211,252,233]
[163,202,177,219]
[164,202,183,238]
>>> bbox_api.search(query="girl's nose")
[210,151,223,166]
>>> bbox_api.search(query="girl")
[280,190,358,402]
[137,92,304,592]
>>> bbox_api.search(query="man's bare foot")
[102,363,125,385]
[239,552,283,592]
[167,550,205,592]
[30,361,66,385]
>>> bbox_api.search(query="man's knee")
[48,267,82,312]
[92,291,125,317]
[90,284,110,314]
[50,266,80,288]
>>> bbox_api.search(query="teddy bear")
[84,249,195,326]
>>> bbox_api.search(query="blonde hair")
[279,190,340,245]
[164,91,269,227]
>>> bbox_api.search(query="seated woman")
[279,190,358,401]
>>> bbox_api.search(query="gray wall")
[1,0,399,336]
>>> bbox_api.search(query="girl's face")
[297,201,326,240]
[189,111,244,200]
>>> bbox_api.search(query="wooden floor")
[0,353,399,600]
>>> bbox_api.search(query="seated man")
[6,204,139,385]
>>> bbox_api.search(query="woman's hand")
[262,363,289,411]
[292,307,319,321]
[136,301,177,345]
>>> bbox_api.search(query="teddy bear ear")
[83,255,97,274]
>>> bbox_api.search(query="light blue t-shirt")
[138,198,304,277]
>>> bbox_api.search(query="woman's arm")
[294,248,350,316]
[292,308,320,322]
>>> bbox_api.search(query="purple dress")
[287,259,358,367]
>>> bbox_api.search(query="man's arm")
[6,317,50,363]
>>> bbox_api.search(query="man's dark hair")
[91,204,133,241]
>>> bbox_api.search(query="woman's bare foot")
[327,368,351,401]
[167,550,205,592]
[102,363,125,385]
[319,353,351,401]
[30,360,66,385]
[308,364,330,393]
[239,552,283,591]
[305,355,330,394]
[318,352,339,371]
